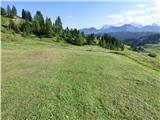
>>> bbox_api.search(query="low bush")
[148,53,157,58]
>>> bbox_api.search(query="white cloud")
[137,4,146,8]
[67,15,72,18]
[106,0,160,25]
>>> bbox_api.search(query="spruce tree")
[77,32,84,46]
[21,21,32,36]
[34,11,44,26]
[33,20,41,36]
[86,34,96,45]
[63,27,71,42]
[34,11,45,35]
[1,7,7,16]
[99,33,124,51]
[27,11,32,21]
[54,16,63,34]
[22,9,32,21]
[45,17,52,37]
[11,5,17,17]
[22,9,25,19]
[7,5,11,17]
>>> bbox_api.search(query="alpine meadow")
[1,1,160,120]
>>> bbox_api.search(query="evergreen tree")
[33,20,41,36]
[1,7,7,16]
[34,11,44,26]
[22,9,25,19]
[99,33,124,51]
[34,11,45,35]
[63,27,71,42]
[54,16,63,34]
[120,44,124,51]
[76,32,84,46]
[7,5,11,17]
[27,11,32,21]
[45,17,52,37]
[20,21,32,36]
[11,5,17,17]
[65,28,85,46]
[22,9,32,21]
[86,34,96,45]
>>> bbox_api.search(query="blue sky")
[1,0,160,29]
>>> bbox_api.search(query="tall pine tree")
[27,11,32,21]
[22,9,32,21]
[1,7,7,15]
[22,9,25,19]
[11,5,17,17]
[33,20,41,36]
[33,11,45,35]
[54,16,63,34]
[45,17,52,37]
[7,5,11,17]
[86,34,96,45]
[20,21,32,36]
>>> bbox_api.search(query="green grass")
[146,43,160,57]
[2,32,160,120]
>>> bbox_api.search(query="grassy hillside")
[2,30,160,119]
[146,43,160,56]
[1,16,24,27]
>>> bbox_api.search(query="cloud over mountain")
[106,0,160,26]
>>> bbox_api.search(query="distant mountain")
[80,24,160,34]
[108,32,156,41]
[80,27,97,34]
[141,24,160,32]
[106,24,139,32]
[130,23,143,28]
[101,25,111,30]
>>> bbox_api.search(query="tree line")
[1,5,17,18]
[1,5,124,50]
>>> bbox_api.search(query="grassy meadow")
[1,31,160,119]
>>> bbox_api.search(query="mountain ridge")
[80,24,160,34]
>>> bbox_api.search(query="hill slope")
[2,31,160,119]
[123,33,160,46]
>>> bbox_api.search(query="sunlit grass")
[2,33,160,119]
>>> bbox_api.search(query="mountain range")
[80,24,160,34]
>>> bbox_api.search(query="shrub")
[8,20,20,33]
[130,46,144,52]
[148,53,157,58]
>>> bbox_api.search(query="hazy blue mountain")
[80,24,160,41]
[101,25,111,30]
[130,23,143,28]
[80,27,97,34]
[106,24,139,32]
[141,24,160,32]
[80,24,160,34]
[108,32,156,41]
